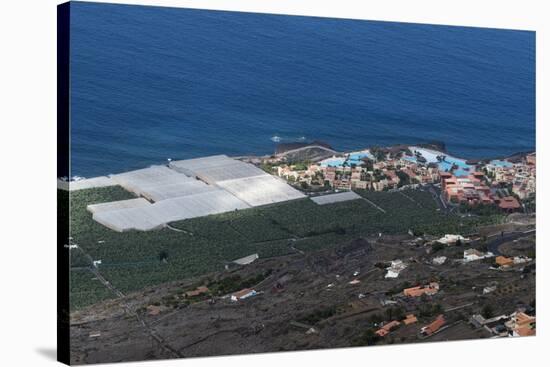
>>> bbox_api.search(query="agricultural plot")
[354,189,503,235]
[70,269,117,310]
[68,187,293,309]
[170,209,292,243]
[256,199,381,237]
[67,186,503,310]
[400,189,439,210]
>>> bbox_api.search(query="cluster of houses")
[461,250,532,267]
[463,248,494,263]
[403,282,440,297]
[487,153,536,200]
[276,154,440,191]
[374,313,446,339]
[471,307,536,337]
[494,255,533,269]
[441,172,522,212]
[268,146,535,213]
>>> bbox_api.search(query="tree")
[158,250,169,263]
[431,242,445,253]
[361,158,374,171]
[357,329,380,346]
[386,306,405,321]
[396,170,410,187]
[371,147,386,162]
[368,313,384,325]
[482,304,494,319]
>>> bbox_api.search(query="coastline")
[63,141,535,182]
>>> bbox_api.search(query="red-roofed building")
[375,320,401,337]
[421,315,446,336]
[497,196,521,212]
[231,288,257,302]
[403,282,439,297]
[403,314,418,325]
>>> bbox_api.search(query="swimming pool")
[320,150,373,167]
[489,159,513,168]
[320,157,346,167]
[407,147,475,177]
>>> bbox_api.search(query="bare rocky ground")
[70,233,535,365]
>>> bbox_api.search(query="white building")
[231,289,257,302]
[438,234,467,245]
[463,249,494,262]
[385,260,407,278]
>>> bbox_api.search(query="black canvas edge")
[57,2,71,365]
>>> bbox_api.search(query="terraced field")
[66,186,503,310]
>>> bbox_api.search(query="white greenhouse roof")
[310,191,361,205]
[233,253,259,265]
[68,176,116,191]
[93,206,164,232]
[169,155,266,184]
[138,180,218,202]
[92,189,250,232]
[87,156,306,231]
[110,165,210,201]
[87,198,151,214]
[216,175,306,207]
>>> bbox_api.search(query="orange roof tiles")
[146,305,161,316]
[403,314,418,325]
[515,312,536,327]
[496,256,513,267]
[498,196,521,210]
[403,282,439,297]
[375,320,400,337]
[422,315,445,335]
[232,288,254,299]
[185,286,209,297]
[515,326,535,337]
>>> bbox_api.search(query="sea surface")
[69,2,535,177]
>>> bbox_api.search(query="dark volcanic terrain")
[70,229,535,364]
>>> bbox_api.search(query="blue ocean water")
[69,2,535,177]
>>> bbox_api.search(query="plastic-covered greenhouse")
[77,155,305,232]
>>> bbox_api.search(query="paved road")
[483,229,536,256]
[424,184,451,213]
